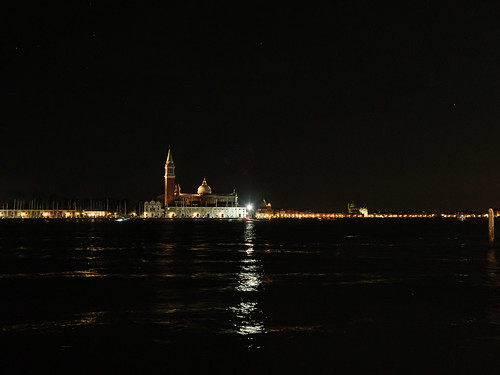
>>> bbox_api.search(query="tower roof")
[166,147,174,164]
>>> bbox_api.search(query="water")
[0,219,499,374]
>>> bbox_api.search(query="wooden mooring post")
[489,208,495,243]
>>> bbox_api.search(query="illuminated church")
[144,148,247,219]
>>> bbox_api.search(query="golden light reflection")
[487,248,499,284]
[231,221,266,338]
[1,311,106,332]
[486,247,500,326]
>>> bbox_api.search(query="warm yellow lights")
[253,211,493,220]
[82,210,107,218]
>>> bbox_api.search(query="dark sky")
[2,1,500,212]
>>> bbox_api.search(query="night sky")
[2,2,500,212]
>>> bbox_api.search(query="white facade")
[144,201,164,218]
[359,207,369,217]
[164,206,246,219]
[144,201,246,219]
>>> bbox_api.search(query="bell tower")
[164,148,175,206]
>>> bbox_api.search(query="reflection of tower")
[164,148,175,207]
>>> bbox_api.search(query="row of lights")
[0,210,139,219]
[255,212,498,219]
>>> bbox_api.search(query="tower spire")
[166,147,174,163]
[164,147,175,207]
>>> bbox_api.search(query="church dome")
[197,178,212,195]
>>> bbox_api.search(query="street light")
[246,203,254,219]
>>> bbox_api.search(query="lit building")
[82,210,107,218]
[0,209,77,219]
[143,201,164,218]
[348,201,369,217]
[144,148,247,219]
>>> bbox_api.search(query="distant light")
[246,204,253,211]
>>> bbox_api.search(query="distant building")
[144,148,247,219]
[143,201,164,218]
[348,201,369,217]
[0,209,77,219]
[256,200,274,218]
[82,210,107,218]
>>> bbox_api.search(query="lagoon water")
[1,219,499,374]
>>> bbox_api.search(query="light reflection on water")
[487,248,499,282]
[231,221,266,338]
[1,311,107,332]
[486,248,500,327]
[2,219,500,373]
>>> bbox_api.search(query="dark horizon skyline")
[2,2,499,212]
[0,143,497,214]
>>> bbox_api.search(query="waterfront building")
[81,210,107,218]
[144,148,247,219]
[348,201,369,217]
[0,209,77,219]
[0,209,111,219]
[143,201,164,218]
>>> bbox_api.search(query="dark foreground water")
[1,219,499,374]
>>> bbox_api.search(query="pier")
[489,208,498,243]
